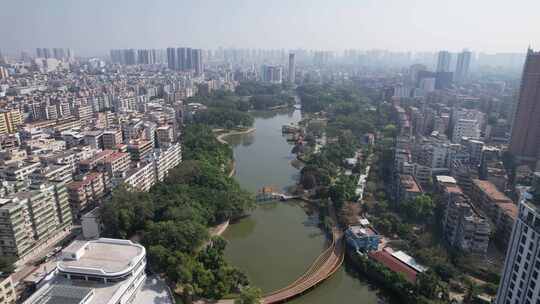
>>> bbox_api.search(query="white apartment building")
[1,161,41,181]
[451,108,484,143]
[0,183,72,258]
[155,125,174,148]
[443,193,491,254]
[121,161,156,192]
[452,119,481,143]
[153,143,182,182]
[23,238,146,304]
[495,190,540,304]
[102,129,123,150]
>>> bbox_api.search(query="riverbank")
[209,220,230,237]
[215,128,255,177]
[221,109,381,304]
[215,127,256,144]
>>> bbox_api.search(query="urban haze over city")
[1,1,540,304]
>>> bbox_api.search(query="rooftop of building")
[102,152,129,163]
[473,179,513,203]
[79,150,114,165]
[58,238,145,276]
[25,274,130,304]
[347,226,378,237]
[66,173,102,190]
[83,130,103,137]
[436,175,457,185]
[444,184,463,195]
[390,250,428,273]
[28,283,94,304]
[102,129,121,135]
[127,140,152,148]
[369,249,417,283]
[498,203,518,220]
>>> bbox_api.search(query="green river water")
[222,110,385,304]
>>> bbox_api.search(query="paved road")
[12,228,76,283]
[134,276,174,304]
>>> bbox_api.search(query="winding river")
[222,110,384,303]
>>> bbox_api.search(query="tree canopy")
[235,286,263,304]
[194,108,254,129]
[101,124,255,299]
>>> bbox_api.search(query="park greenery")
[189,89,251,112]
[296,83,378,200]
[249,93,295,110]
[296,83,457,303]
[234,286,263,304]
[101,124,256,300]
[194,108,254,129]
[235,81,288,96]
[188,81,295,129]
[297,83,372,113]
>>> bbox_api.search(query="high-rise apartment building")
[455,49,472,83]
[167,47,177,70]
[0,66,8,79]
[436,50,452,72]
[166,47,203,75]
[192,48,203,76]
[262,65,283,83]
[442,193,490,254]
[152,143,182,182]
[495,186,540,304]
[177,47,186,70]
[110,49,137,65]
[0,182,72,258]
[451,108,483,143]
[186,47,193,70]
[288,53,296,83]
[0,109,23,135]
[137,49,156,64]
[509,49,540,167]
[36,48,52,59]
[52,48,66,60]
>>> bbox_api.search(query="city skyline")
[1,0,539,56]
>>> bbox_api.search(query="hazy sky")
[1,0,539,55]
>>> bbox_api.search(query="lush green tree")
[382,124,398,138]
[416,270,442,299]
[300,171,318,190]
[182,124,233,167]
[402,195,435,221]
[329,175,358,210]
[249,94,294,110]
[144,221,208,254]
[235,81,283,96]
[235,286,263,304]
[100,186,154,238]
[194,108,254,128]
